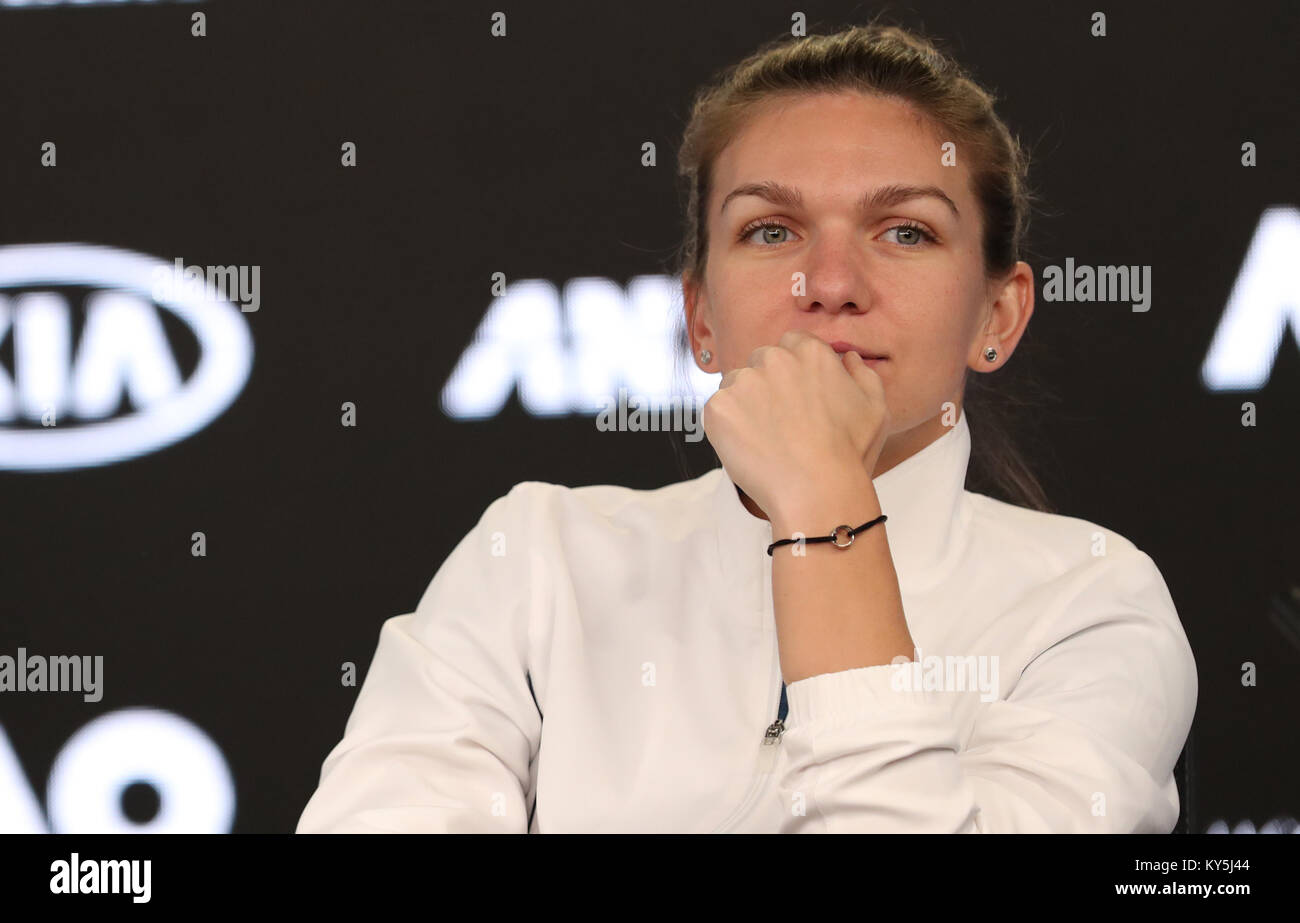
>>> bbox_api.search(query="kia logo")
[0,243,254,471]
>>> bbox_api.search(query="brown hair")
[668,19,1057,513]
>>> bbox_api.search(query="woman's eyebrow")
[719,180,960,221]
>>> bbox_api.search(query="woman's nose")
[795,237,870,314]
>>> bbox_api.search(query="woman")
[297,23,1197,833]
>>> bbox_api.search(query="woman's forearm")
[769,469,915,684]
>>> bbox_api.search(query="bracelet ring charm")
[831,524,856,548]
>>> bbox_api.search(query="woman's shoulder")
[962,488,1174,599]
[965,490,1197,719]
[961,491,1192,672]
[966,488,1148,559]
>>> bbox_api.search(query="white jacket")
[297,409,1197,833]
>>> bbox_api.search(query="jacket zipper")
[760,681,788,761]
[712,680,787,832]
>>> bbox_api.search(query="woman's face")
[685,91,1032,455]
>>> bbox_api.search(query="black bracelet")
[766,514,887,556]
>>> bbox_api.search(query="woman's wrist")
[768,466,883,539]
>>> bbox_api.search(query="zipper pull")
[756,681,787,774]
[762,718,785,744]
[757,718,784,774]
[764,681,788,745]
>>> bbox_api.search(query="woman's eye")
[882,223,936,247]
[740,221,794,245]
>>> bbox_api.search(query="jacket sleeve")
[774,547,1198,833]
[296,484,542,833]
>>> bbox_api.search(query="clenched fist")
[701,329,890,524]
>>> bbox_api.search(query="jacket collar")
[709,408,973,595]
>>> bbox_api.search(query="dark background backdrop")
[1,0,1297,833]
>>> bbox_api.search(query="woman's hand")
[701,329,891,524]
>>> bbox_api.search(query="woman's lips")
[829,340,887,362]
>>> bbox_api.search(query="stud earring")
[983,346,998,363]
[700,349,712,364]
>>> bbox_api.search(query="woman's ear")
[683,270,715,368]
[972,261,1035,368]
